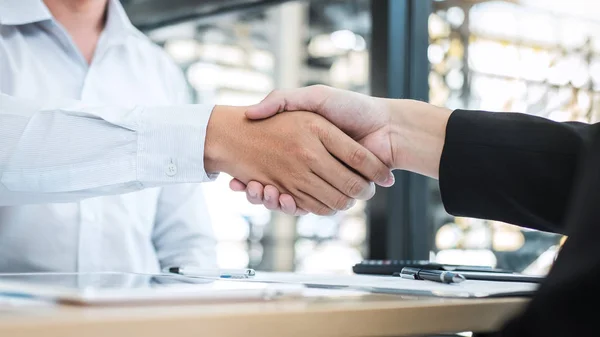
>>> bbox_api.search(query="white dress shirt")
[0,0,218,272]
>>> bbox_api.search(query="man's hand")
[229,85,452,215]
[247,85,396,167]
[204,105,394,216]
[228,85,394,214]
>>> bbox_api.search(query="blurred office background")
[122,0,599,275]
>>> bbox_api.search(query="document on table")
[251,272,538,298]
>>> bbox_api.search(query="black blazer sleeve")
[478,122,600,337]
[439,109,599,234]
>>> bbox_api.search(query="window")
[147,0,372,273]
[428,0,600,274]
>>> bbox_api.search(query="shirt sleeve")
[0,93,217,206]
[151,64,218,270]
[439,109,599,234]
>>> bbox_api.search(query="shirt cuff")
[136,104,219,187]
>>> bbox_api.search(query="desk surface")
[0,290,528,337]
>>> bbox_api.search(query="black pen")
[396,267,466,284]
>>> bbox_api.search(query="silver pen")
[397,267,466,284]
[165,266,256,279]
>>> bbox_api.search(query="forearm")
[386,99,452,178]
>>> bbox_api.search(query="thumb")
[246,86,332,120]
[245,90,288,120]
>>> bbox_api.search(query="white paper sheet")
[251,272,538,298]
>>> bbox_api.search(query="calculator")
[352,260,508,276]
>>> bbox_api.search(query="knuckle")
[315,204,334,216]
[284,140,301,155]
[316,125,331,143]
[333,194,351,211]
[348,148,367,167]
[305,120,331,144]
[289,169,307,186]
[372,167,388,183]
[298,148,317,165]
[309,85,333,108]
[307,119,325,135]
[346,177,367,198]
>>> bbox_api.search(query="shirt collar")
[103,0,138,41]
[0,0,53,25]
[0,0,137,38]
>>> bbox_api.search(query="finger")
[346,199,358,210]
[229,178,247,192]
[263,185,281,210]
[296,208,309,216]
[245,85,331,120]
[280,194,309,216]
[292,187,338,216]
[279,194,298,215]
[311,146,375,201]
[246,181,264,205]
[319,124,394,188]
[296,172,355,213]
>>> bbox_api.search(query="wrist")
[387,99,452,179]
[204,105,247,174]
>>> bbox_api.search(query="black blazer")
[440,110,600,336]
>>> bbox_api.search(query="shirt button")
[166,163,178,177]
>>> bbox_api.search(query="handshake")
[204,85,451,216]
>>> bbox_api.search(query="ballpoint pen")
[396,267,466,284]
[165,266,256,279]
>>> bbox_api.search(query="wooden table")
[0,291,528,337]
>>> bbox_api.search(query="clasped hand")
[205,102,394,216]
[223,85,398,215]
